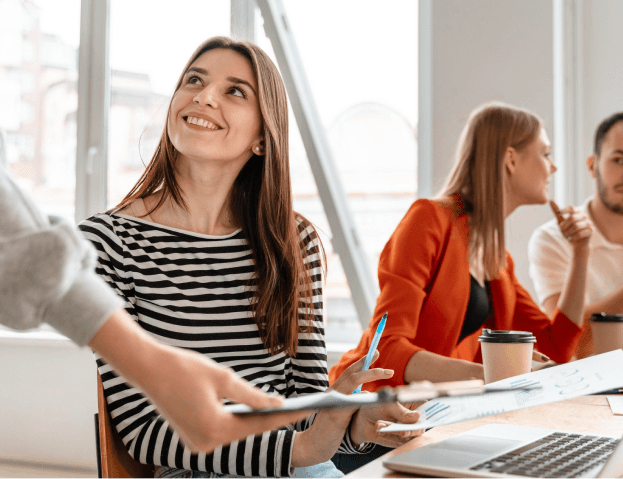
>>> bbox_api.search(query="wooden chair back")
[96,373,155,478]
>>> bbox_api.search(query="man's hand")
[90,309,312,454]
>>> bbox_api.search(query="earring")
[255,146,261,153]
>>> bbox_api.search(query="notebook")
[383,423,623,478]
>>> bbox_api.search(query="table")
[346,396,623,478]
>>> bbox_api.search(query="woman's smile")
[183,115,222,130]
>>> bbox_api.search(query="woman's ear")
[504,147,517,175]
[253,138,265,156]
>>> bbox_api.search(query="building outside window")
[0,0,80,221]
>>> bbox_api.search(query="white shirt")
[528,197,623,307]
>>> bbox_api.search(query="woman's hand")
[549,200,593,252]
[291,350,394,467]
[328,350,394,395]
[349,399,425,448]
[548,200,592,329]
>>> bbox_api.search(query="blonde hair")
[438,102,542,279]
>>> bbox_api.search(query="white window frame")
[75,0,109,223]
[553,0,587,207]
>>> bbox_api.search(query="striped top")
[79,210,369,477]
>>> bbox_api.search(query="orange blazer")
[329,198,583,391]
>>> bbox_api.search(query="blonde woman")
[331,102,593,390]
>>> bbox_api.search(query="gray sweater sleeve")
[0,170,123,345]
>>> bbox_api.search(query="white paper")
[381,349,623,432]
[607,395,623,415]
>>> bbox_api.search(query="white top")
[528,196,623,307]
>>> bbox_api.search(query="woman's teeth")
[185,116,220,130]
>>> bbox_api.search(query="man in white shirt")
[529,112,623,358]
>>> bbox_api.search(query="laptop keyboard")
[470,432,619,477]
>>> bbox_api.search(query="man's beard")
[596,165,623,215]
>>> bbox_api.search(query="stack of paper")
[381,349,623,432]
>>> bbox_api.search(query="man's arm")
[543,287,623,319]
[0,171,311,453]
[89,309,310,454]
[543,286,623,358]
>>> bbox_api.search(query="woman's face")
[507,127,556,206]
[167,48,263,169]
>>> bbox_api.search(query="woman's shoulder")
[78,211,115,231]
[110,197,150,218]
[294,213,318,240]
[402,196,463,226]
[78,209,135,245]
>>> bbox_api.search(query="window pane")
[107,0,230,209]
[0,0,80,222]
[258,0,418,343]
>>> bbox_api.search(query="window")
[0,0,80,221]
[107,0,231,209]
[256,0,418,343]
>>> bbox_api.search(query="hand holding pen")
[328,313,393,396]
[353,312,388,394]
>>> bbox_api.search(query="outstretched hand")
[190,360,312,452]
[90,309,313,455]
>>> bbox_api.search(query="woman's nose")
[549,161,558,174]
[194,85,218,107]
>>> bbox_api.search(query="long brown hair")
[437,102,542,279]
[116,36,321,356]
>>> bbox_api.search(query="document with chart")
[381,349,623,432]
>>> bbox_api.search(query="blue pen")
[353,312,388,394]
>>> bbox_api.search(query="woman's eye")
[187,76,202,85]
[229,87,246,98]
[614,157,623,165]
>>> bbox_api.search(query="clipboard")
[224,380,541,416]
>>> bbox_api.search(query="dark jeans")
[331,445,394,475]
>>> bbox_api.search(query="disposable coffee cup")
[590,313,623,355]
[478,329,536,384]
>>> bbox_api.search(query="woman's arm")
[289,226,423,466]
[366,199,462,387]
[547,201,593,328]
[506,202,591,363]
[404,350,484,383]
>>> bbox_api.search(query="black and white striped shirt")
[79,211,368,477]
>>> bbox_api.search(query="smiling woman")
[167,49,264,172]
[78,37,424,478]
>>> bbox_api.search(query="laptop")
[383,424,623,478]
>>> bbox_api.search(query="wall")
[580,0,623,200]
[422,0,555,296]
[0,332,98,472]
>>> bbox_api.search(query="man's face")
[590,121,623,214]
